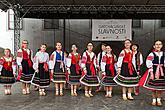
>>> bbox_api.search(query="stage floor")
[0,83,164,110]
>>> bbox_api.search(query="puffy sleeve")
[66,53,72,70]
[146,52,154,71]
[12,58,16,74]
[46,53,49,65]
[94,54,97,68]
[81,52,87,70]
[117,50,125,70]
[114,55,118,71]
[0,57,4,72]
[49,52,56,70]
[30,50,34,63]
[101,55,106,72]
[33,52,39,71]
[97,52,101,67]
[16,49,23,66]
[140,53,143,65]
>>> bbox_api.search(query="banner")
[92,19,132,41]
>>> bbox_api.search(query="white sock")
[85,91,88,94]
[109,91,112,95]
[89,91,92,94]
[128,93,132,97]
[74,89,76,94]
[157,98,161,103]
[123,94,126,97]
[153,98,156,103]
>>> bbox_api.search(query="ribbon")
[154,64,164,79]
[109,64,115,77]
[43,63,49,72]
[75,63,80,74]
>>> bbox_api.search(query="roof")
[1,0,165,19]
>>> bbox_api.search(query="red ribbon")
[75,63,80,74]
[43,63,49,72]
[128,62,134,75]
[90,62,96,76]
[28,59,32,68]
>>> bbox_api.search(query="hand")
[19,65,22,71]
[150,71,154,80]
[84,69,87,74]
[0,71,1,75]
[117,69,121,74]
[68,69,71,74]
[35,69,39,73]
[97,67,101,71]
[51,70,54,74]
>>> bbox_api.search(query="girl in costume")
[131,44,143,96]
[101,45,117,98]
[31,44,50,96]
[67,44,81,96]
[0,49,16,95]
[139,40,165,106]
[17,40,34,95]
[80,42,100,97]
[49,42,66,96]
[114,39,139,100]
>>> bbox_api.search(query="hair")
[124,39,132,43]
[22,40,28,44]
[131,43,139,50]
[154,40,163,45]
[40,44,47,47]
[56,42,62,46]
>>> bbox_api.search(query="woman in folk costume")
[114,39,139,100]
[31,44,50,96]
[139,40,165,106]
[131,44,143,96]
[17,40,34,95]
[67,44,81,96]
[101,45,117,98]
[0,49,16,95]
[96,43,106,92]
[80,42,100,98]
[49,42,66,96]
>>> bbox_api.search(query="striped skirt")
[0,68,15,84]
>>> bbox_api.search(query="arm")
[97,53,100,68]
[117,50,125,72]
[0,57,4,72]
[101,55,106,72]
[49,52,56,70]
[33,52,39,71]
[81,52,87,71]
[16,49,23,66]
[12,58,16,75]
[140,53,143,65]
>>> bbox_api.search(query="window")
[44,19,59,29]
[8,9,23,30]
[132,19,142,28]
[160,19,165,27]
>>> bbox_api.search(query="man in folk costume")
[0,49,16,95]
[49,42,66,96]
[80,42,100,98]
[96,43,106,92]
[31,44,50,96]
[114,39,139,100]
[131,44,143,96]
[17,40,34,95]
[139,40,165,106]
[66,44,81,96]
[101,45,117,98]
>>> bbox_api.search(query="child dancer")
[0,49,16,95]
[31,44,50,96]
[101,45,117,98]
[80,42,100,97]
[139,40,165,106]
[96,43,106,92]
[67,44,81,96]
[49,42,66,96]
[132,44,143,96]
[17,40,34,95]
[114,39,139,100]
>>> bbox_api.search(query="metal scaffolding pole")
[13,6,21,55]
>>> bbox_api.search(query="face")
[87,43,93,51]
[22,40,28,49]
[72,45,77,52]
[56,42,62,50]
[101,45,106,51]
[40,45,47,52]
[132,45,138,52]
[154,41,163,51]
[4,49,10,57]
[124,40,131,49]
[106,46,112,53]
